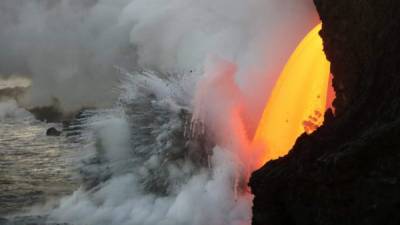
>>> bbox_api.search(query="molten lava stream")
[252,23,331,166]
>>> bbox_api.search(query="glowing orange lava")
[252,23,331,166]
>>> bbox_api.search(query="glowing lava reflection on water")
[252,23,332,166]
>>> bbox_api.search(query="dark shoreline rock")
[28,105,65,123]
[250,1,400,225]
[0,87,27,102]
[46,127,61,136]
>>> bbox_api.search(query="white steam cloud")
[49,71,253,225]
[0,0,318,117]
[0,0,135,111]
[1,0,320,224]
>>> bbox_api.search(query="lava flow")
[252,23,332,166]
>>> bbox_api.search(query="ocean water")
[0,117,79,216]
[0,71,253,225]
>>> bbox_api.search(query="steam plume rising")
[0,0,135,111]
[1,0,321,224]
[0,0,318,117]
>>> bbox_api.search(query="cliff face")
[250,1,400,225]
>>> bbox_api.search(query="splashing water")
[45,70,252,225]
[0,1,324,224]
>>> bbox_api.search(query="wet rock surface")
[250,1,400,225]
[46,128,61,136]
[28,106,64,123]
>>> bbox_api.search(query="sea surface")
[0,117,79,216]
[0,71,253,225]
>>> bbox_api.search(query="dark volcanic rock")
[28,98,78,123]
[250,1,400,225]
[29,106,64,123]
[46,127,61,136]
[0,87,27,101]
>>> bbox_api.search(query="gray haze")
[0,0,318,120]
[0,0,321,224]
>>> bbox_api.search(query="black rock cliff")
[250,1,400,225]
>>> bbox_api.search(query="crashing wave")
[46,70,251,225]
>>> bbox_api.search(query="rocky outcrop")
[0,87,26,101]
[250,1,400,225]
[46,127,61,136]
[28,105,65,123]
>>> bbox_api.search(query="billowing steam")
[0,0,318,118]
[48,70,253,225]
[1,0,320,224]
[0,0,135,112]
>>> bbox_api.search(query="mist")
[1,1,320,223]
[0,0,136,112]
[0,0,318,118]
